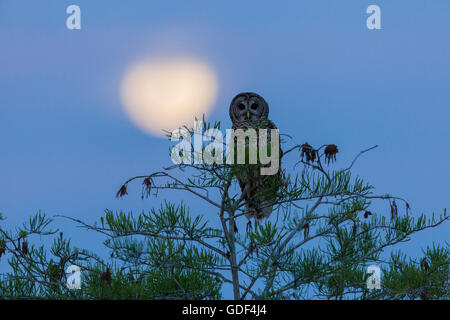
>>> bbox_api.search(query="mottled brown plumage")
[229,92,282,220]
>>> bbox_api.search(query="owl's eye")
[238,103,246,110]
[250,103,259,110]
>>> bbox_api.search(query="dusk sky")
[1,1,449,297]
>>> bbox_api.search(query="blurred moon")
[120,58,219,137]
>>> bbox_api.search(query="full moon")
[120,58,219,137]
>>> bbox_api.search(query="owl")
[229,92,282,220]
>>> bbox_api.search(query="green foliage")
[0,120,448,300]
[0,207,222,299]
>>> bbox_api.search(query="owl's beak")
[246,111,250,119]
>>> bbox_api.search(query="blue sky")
[0,0,449,297]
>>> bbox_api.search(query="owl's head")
[229,92,269,123]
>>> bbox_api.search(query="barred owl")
[229,92,282,220]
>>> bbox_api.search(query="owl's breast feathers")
[231,119,283,220]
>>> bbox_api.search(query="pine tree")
[0,121,448,300]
